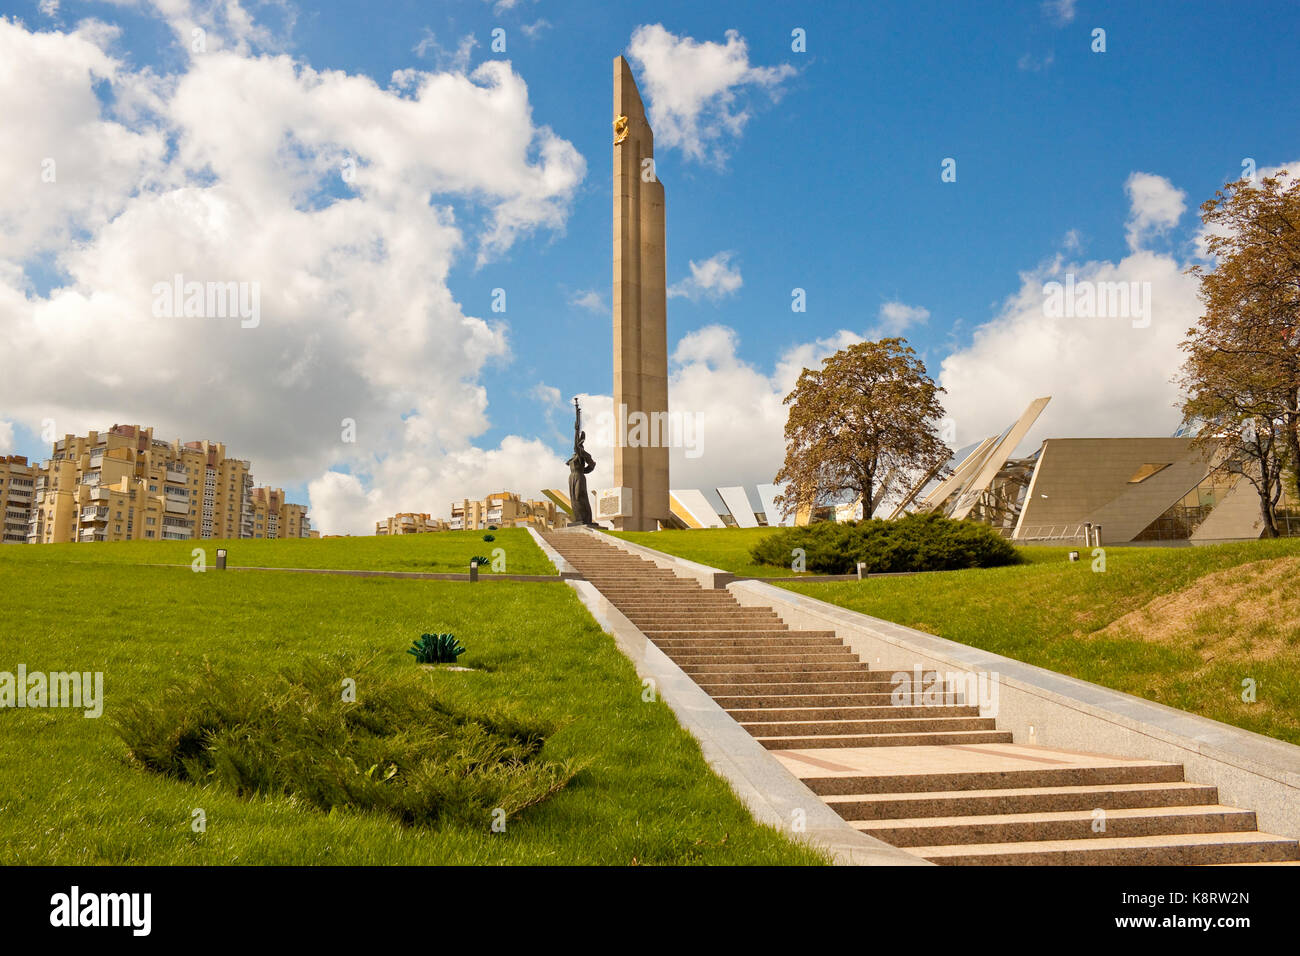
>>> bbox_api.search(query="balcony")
[166,468,187,483]
[164,499,190,515]
[81,507,109,522]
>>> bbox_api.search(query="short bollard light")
[468,559,479,583]
[1068,551,1080,562]
[215,548,227,570]
[856,561,867,580]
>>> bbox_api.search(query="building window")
[1128,463,1172,484]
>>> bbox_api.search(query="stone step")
[757,730,1014,750]
[802,762,1186,796]
[911,830,1300,866]
[728,704,982,722]
[823,781,1221,820]
[857,804,1258,847]
[644,625,795,635]
[697,684,904,699]
[652,635,845,650]
[609,599,742,609]
[697,676,941,691]
[625,615,786,626]
[666,652,861,666]
[645,630,844,642]
[677,661,869,675]
[744,716,998,737]
[714,692,915,708]
[584,577,687,585]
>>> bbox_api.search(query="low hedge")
[750,512,1022,574]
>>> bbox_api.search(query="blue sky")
[1,0,1297,531]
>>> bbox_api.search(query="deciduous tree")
[774,338,950,521]
[1180,172,1300,536]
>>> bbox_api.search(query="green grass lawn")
[613,527,1300,745]
[610,527,816,577]
[0,549,823,865]
[0,528,553,576]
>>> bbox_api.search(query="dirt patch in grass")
[1096,557,1300,663]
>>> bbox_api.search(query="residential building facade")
[1,455,37,544]
[375,513,449,535]
[447,491,569,531]
[21,424,308,543]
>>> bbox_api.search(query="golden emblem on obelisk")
[613,114,629,145]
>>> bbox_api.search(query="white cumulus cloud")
[0,11,585,536]
[668,250,742,301]
[1124,171,1186,252]
[626,24,795,165]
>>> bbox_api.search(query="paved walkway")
[543,528,1300,866]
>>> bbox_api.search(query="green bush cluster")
[111,656,576,827]
[408,632,465,664]
[750,512,1022,574]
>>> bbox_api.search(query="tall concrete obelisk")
[612,55,670,531]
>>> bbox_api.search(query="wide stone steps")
[714,692,929,709]
[642,629,829,641]
[697,682,920,697]
[677,660,869,675]
[801,761,1187,796]
[666,652,862,666]
[729,704,982,722]
[912,831,1300,866]
[854,805,1258,847]
[653,637,846,651]
[756,730,1014,750]
[823,781,1221,819]
[541,529,1299,867]
[744,717,998,737]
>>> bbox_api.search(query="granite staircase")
[542,529,1300,866]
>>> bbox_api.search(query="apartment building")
[447,491,568,531]
[23,424,308,544]
[375,513,449,535]
[248,486,312,539]
[0,456,37,544]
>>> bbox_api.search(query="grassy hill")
[0,537,823,865]
[616,527,1300,745]
[0,528,553,575]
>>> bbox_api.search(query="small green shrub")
[751,512,1022,574]
[487,525,498,531]
[483,534,495,542]
[111,656,576,827]
[408,632,466,664]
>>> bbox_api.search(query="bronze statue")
[568,398,597,526]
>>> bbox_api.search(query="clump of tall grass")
[112,656,578,827]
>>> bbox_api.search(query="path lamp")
[215,548,227,570]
